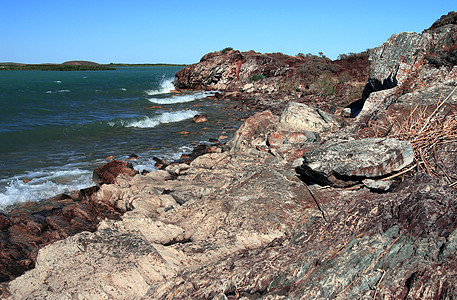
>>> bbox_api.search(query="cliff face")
[3,12,457,299]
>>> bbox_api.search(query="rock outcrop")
[356,14,457,121]
[175,49,370,115]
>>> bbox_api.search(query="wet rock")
[92,160,139,186]
[0,213,10,229]
[128,153,138,160]
[296,138,414,187]
[192,114,208,123]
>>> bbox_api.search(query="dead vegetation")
[377,86,457,187]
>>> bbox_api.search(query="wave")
[148,91,216,105]
[45,89,71,94]
[0,168,92,211]
[145,77,175,95]
[120,110,199,128]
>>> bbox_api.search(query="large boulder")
[226,110,279,154]
[296,138,414,187]
[92,160,139,186]
[279,101,341,132]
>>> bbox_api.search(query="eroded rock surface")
[296,138,414,187]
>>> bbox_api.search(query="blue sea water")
[0,67,244,211]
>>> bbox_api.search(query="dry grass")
[386,86,457,186]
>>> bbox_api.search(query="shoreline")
[2,12,457,298]
[0,99,249,283]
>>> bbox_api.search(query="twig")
[381,163,421,181]
[372,269,385,300]
[361,236,401,276]
[417,85,457,135]
[301,181,328,222]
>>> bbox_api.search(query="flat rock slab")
[297,138,414,187]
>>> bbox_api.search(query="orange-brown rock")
[92,160,139,186]
[192,114,208,123]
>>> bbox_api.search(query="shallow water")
[0,67,245,210]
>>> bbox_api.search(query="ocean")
[0,67,245,211]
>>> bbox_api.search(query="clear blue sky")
[1,0,455,64]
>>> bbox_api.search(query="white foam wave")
[145,78,175,95]
[148,91,215,105]
[0,168,92,211]
[124,110,199,128]
[53,80,62,84]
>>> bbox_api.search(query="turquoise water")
[0,67,243,210]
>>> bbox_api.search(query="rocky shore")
[1,12,457,299]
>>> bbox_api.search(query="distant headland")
[0,61,188,71]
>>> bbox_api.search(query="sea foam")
[145,77,175,95]
[0,168,92,211]
[121,110,199,128]
[148,91,215,105]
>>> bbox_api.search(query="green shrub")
[221,47,234,54]
[248,73,266,82]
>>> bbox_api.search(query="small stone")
[128,154,139,160]
[362,178,393,192]
[193,114,208,123]
[342,107,352,118]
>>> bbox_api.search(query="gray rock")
[296,138,414,187]
[363,178,393,191]
[279,101,341,132]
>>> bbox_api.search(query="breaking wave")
[145,78,175,95]
[148,91,216,105]
[0,168,92,211]
[112,110,199,128]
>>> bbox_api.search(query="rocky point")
[1,11,457,300]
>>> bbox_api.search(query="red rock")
[228,110,279,153]
[267,131,286,147]
[193,114,208,123]
[78,186,99,201]
[0,213,11,229]
[92,160,139,186]
[287,132,308,144]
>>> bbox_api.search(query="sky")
[1,0,455,64]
